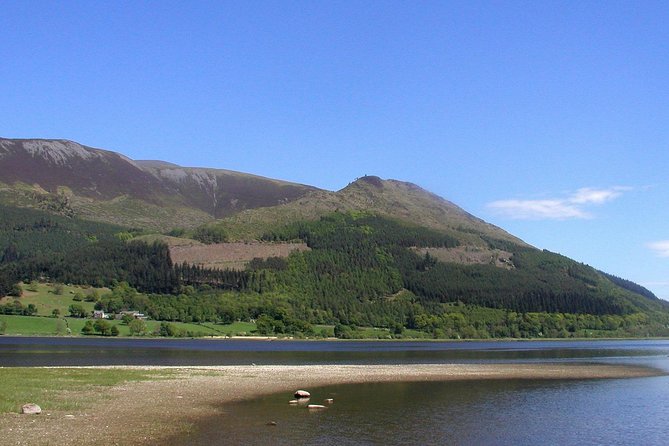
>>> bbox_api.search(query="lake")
[2,337,669,445]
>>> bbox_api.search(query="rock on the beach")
[307,404,326,410]
[294,390,311,399]
[21,404,41,415]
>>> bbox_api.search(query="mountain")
[0,138,522,247]
[0,138,171,201]
[1,136,667,339]
[217,175,526,246]
[0,138,318,230]
[136,160,320,218]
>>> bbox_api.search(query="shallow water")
[3,337,669,445]
[185,375,669,446]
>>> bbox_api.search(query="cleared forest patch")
[413,246,515,269]
[170,242,310,270]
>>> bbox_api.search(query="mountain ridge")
[0,137,521,247]
[0,137,318,229]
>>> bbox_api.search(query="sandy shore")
[0,363,661,445]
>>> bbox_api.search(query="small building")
[116,310,147,321]
[93,310,106,319]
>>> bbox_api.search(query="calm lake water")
[2,337,669,445]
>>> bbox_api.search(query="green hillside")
[1,138,668,339]
[215,176,527,246]
[1,203,667,339]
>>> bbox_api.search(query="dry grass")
[169,242,309,270]
[412,246,515,269]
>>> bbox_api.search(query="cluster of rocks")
[288,390,334,410]
[268,389,335,426]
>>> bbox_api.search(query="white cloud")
[570,187,629,204]
[647,241,669,257]
[487,187,630,220]
[487,199,590,220]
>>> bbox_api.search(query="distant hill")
[1,136,667,339]
[0,138,521,245]
[0,138,318,230]
[136,160,319,218]
[217,175,526,248]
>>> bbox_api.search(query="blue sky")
[1,1,668,299]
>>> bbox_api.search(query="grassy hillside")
[214,177,527,247]
[0,181,214,231]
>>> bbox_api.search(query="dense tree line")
[174,262,250,289]
[2,206,668,338]
[0,206,175,294]
[256,212,660,317]
[263,211,459,249]
[10,241,178,294]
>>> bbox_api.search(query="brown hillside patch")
[413,246,515,269]
[170,242,310,270]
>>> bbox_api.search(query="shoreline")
[2,333,669,342]
[0,363,663,445]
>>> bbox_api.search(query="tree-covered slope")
[0,205,177,296]
[0,205,667,338]
[256,211,665,316]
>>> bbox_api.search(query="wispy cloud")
[569,187,628,204]
[487,187,630,220]
[647,241,669,257]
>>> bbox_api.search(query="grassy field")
[0,314,247,337]
[0,313,425,339]
[0,367,175,413]
[0,282,105,317]
[0,315,65,336]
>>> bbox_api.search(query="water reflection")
[0,337,668,367]
[175,373,669,446]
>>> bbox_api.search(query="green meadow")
[0,367,175,413]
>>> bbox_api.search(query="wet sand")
[0,363,661,445]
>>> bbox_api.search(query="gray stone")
[294,390,311,399]
[21,404,41,415]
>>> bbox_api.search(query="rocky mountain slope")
[0,138,318,230]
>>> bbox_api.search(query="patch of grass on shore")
[0,315,63,336]
[0,367,175,414]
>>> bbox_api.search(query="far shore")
[0,362,663,445]
[3,333,669,342]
